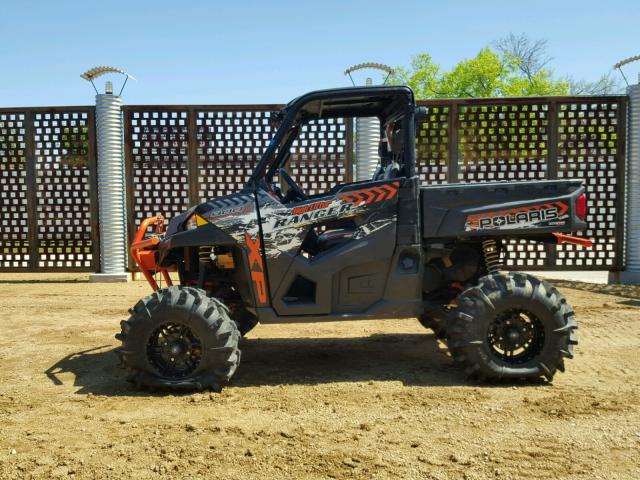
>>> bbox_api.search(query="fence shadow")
[0,278,90,284]
[45,333,481,395]
[549,279,640,301]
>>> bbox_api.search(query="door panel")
[257,179,401,316]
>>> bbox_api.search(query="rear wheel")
[116,286,240,391]
[447,272,577,382]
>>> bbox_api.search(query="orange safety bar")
[130,215,174,291]
[553,232,594,248]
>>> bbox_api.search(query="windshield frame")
[246,86,416,189]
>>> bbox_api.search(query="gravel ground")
[0,273,638,480]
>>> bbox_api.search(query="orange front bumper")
[130,215,174,291]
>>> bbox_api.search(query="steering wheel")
[278,168,307,202]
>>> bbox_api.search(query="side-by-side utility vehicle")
[117,86,589,390]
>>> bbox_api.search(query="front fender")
[157,223,236,266]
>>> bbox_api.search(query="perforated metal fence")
[122,105,353,246]
[0,96,626,272]
[0,107,98,272]
[416,96,627,270]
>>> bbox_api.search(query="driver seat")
[317,229,354,251]
[301,228,354,255]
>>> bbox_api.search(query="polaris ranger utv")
[118,86,589,391]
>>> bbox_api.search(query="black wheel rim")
[147,323,202,379]
[487,308,545,364]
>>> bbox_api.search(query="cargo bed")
[420,180,586,238]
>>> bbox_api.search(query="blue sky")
[1,0,638,106]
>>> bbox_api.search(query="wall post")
[89,91,129,282]
[611,80,640,284]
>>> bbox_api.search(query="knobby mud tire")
[116,286,241,391]
[446,272,577,382]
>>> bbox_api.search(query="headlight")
[184,214,198,230]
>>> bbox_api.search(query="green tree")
[437,48,510,97]
[391,53,440,99]
[61,126,89,168]
[391,35,575,99]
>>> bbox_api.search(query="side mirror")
[414,106,428,126]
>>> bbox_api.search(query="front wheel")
[116,286,241,391]
[447,272,577,382]
[418,305,448,339]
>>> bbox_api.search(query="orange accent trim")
[371,186,387,202]
[291,200,332,215]
[381,183,398,200]
[245,233,268,305]
[351,192,366,205]
[339,182,399,206]
[362,189,376,204]
[553,232,593,248]
[556,201,569,216]
[130,215,174,291]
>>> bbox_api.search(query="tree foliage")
[390,33,619,99]
[61,126,89,168]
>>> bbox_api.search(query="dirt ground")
[0,273,638,480]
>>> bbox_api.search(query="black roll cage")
[246,86,418,190]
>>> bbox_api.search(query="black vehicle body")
[149,86,587,324]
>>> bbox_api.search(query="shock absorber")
[198,246,213,263]
[197,246,214,288]
[482,239,502,274]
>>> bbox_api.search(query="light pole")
[344,63,396,181]
[81,66,134,282]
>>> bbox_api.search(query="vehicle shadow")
[44,333,478,395]
[234,333,463,388]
